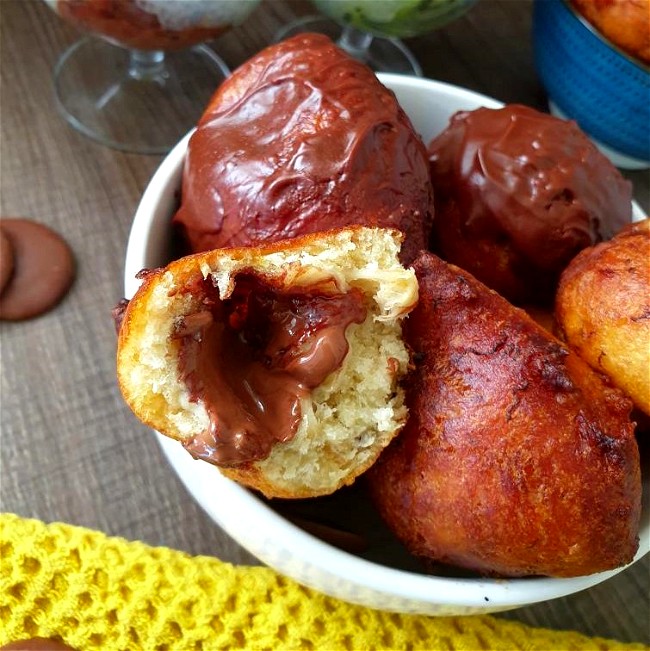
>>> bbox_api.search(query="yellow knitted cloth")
[0,513,646,651]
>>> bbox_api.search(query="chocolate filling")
[176,273,367,466]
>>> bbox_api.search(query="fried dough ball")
[173,33,434,264]
[367,251,641,577]
[117,227,417,499]
[427,104,632,305]
[556,218,650,416]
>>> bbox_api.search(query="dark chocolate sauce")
[178,274,367,466]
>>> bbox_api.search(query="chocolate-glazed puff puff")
[427,105,632,305]
[367,251,641,578]
[173,33,434,264]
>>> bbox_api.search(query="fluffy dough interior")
[117,227,417,498]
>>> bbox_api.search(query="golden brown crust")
[556,218,650,416]
[218,464,322,500]
[367,252,641,578]
[117,268,171,433]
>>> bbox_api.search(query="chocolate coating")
[428,104,632,305]
[173,33,433,264]
[0,227,14,295]
[0,219,75,321]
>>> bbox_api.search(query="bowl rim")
[153,430,648,611]
[124,73,650,614]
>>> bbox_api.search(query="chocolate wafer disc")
[0,219,75,321]
[0,228,14,295]
[0,638,77,651]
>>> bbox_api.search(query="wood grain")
[1,0,648,644]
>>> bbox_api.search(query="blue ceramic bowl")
[533,0,650,168]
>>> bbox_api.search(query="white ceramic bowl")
[124,74,649,616]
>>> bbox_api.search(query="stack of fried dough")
[117,34,648,579]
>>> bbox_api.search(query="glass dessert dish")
[275,0,478,76]
[44,0,261,154]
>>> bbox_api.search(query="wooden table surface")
[1,0,648,645]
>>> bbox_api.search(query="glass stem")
[128,49,167,82]
[337,25,374,63]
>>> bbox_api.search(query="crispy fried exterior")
[556,218,650,416]
[367,252,641,577]
[173,33,433,264]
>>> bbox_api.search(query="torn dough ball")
[117,226,417,498]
